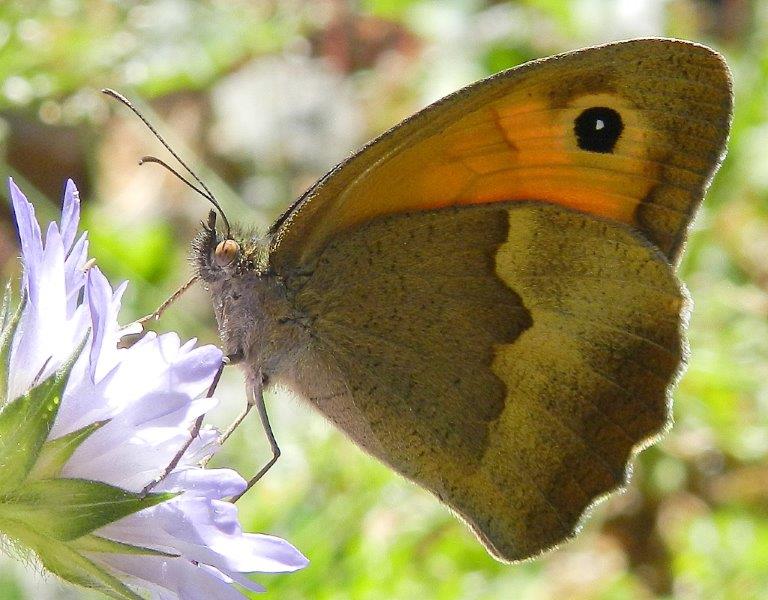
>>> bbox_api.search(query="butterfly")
[113,38,733,562]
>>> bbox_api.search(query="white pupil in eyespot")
[595,119,605,130]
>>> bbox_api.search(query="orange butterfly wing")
[270,38,731,269]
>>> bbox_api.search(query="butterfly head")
[193,210,270,283]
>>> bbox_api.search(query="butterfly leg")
[139,353,227,497]
[229,374,281,502]
[218,371,263,446]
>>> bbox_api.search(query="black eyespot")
[574,107,623,153]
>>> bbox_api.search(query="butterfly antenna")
[138,155,211,202]
[101,88,232,238]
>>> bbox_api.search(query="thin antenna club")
[101,88,232,238]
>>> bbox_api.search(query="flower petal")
[8,179,43,303]
[158,466,245,498]
[62,394,216,490]
[93,554,260,600]
[60,179,81,252]
[100,497,308,575]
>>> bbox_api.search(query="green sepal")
[0,373,61,491]
[0,518,144,600]
[27,420,108,481]
[71,533,178,558]
[2,478,175,541]
[0,288,25,406]
[0,335,86,492]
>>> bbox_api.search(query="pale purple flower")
[0,179,307,599]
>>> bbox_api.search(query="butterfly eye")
[573,106,623,153]
[214,240,240,267]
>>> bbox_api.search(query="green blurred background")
[1,0,766,598]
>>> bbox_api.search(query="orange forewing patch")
[329,94,653,229]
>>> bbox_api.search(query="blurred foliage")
[1,0,768,598]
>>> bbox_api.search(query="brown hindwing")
[285,201,683,562]
[290,205,530,474]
